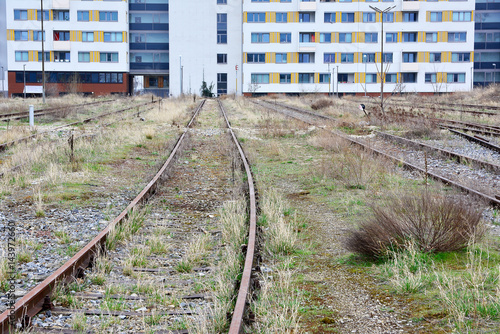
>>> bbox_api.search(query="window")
[430,52,441,62]
[320,33,331,43]
[54,52,70,62]
[403,52,417,63]
[217,73,227,95]
[77,11,89,21]
[53,31,70,41]
[78,52,90,62]
[299,32,315,42]
[324,53,335,63]
[37,10,49,21]
[386,33,397,43]
[276,53,287,63]
[403,12,418,22]
[366,74,378,83]
[251,33,270,43]
[447,73,465,83]
[217,0,227,3]
[100,52,118,62]
[100,11,118,22]
[247,12,266,22]
[426,32,437,43]
[299,53,314,63]
[14,10,28,20]
[386,73,397,83]
[363,13,376,23]
[341,53,354,63]
[53,10,69,21]
[425,73,437,83]
[324,12,335,23]
[339,33,352,43]
[104,32,123,42]
[280,33,291,43]
[299,13,314,22]
[217,13,227,44]
[403,32,417,42]
[452,53,470,62]
[383,53,393,63]
[363,53,376,63]
[281,0,291,2]
[448,32,466,42]
[33,31,45,41]
[276,12,287,23]
[280,74,291,83]
[338,73,354,83]
[365,33,378,43]
[430,12,442,22]
[217,54,227,64]
[298,73,314,83]
[251,74,269,84]
[82,32,94,42]
[319,74,331,83]
[15,51,28,62]
[252,0,269,1]
[342,13,355,23]
[38,52,49,62]
[402,73,417,83]
[453,11,471,22]
[247,53,265,63]
[14,31,28,41]
[383,12,394,22]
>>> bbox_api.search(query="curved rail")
[217,99,258,334]
[0,100,206,333]
[0,100,158,152]
[446,128,500,154]
[0,99,115,121]
[254,99,500,208]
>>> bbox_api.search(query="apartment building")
[5,0,128,97]
[238,0,475,96]
[129,0,169,97]
[473,0,500,86]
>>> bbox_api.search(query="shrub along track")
[0,99,258,333]
[254,99,500,208]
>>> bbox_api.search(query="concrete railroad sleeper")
[0,99,204,333]
[254,99,500,208]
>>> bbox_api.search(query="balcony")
[52,0,69,9]
[402,1,420,11]
[53,41,70,50]
[299,2,316,11]
[401,63,419,72]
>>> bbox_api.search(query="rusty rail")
[217,99,258,334]
[0,100,205,333]
[446,128,500,154]
[254,99,500,208]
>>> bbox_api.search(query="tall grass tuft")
[345,191,485,258]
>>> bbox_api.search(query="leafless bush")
[345,191,485,258]
[403,122,441,140]
[308,132,349,153]
[311,99,334,110]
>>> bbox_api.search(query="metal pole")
[336,65,339,98]
[179,55,183,96]
[23,64,26,99]
[363,55,367,97]
[380,15,384,114]
[1,66,4,98]
[328,63,331,96]
[494,64,496,85]
[41,0,45,103]
[29,105,34,127]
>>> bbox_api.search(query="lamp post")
[328,63,331,96]
[336,65,339,98]
[363,54,367,97]
[23,64,26,99]
[179,55,183,96]
[1,66,4,98]
[494,64,496,85]
[369,5,395,115]
[41,0,45,103]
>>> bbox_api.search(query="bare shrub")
[307,132,349,153]
[345,191,485,258]
[331,147,385,189]
[403,122,441,140]
[311,99,334,110]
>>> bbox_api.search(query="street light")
[23,64,26,99]
[494,64,497,85]
[363,54,367,97]
[369,5,396,115]
[1,66,4,98]
[336,65,339,98]
[41,0,46,103]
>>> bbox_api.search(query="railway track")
[0,100,159,152]
[0,99,258,333]
[254,99,500,207]
[0,99,116,122]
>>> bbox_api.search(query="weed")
[54,230,72,244]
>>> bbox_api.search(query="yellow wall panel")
[50,51,54,62]
[315,32,320,43]
[426,11,430,22]
[270,12,276,23]
[418,52,425,62]
[314,73,320,84]
[243,53,247,63]
[470,52,474,62]
[396,12,402,22]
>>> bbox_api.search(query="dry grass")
[307,131,350,153]
[346,190,485,258]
